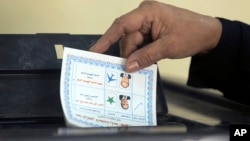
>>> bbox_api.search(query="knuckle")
[139,0,160,9]
[113,17,123,25]
[112,17,126,34]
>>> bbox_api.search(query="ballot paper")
[60,47,157,127]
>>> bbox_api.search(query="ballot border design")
[63,54,154,126]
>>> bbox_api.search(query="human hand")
[90,0,222,73]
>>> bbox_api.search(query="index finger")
[89,8,145,53]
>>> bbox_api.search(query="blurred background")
[0,0,250,85]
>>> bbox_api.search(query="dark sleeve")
[187,18,250,105]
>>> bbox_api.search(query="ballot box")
[0,34,167,126]
[1,34,250,141]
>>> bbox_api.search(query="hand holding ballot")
[90,1,222,73]
[60,47,157,127]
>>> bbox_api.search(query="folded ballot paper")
[60,47,157,127]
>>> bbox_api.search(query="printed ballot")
[60,47,157,127]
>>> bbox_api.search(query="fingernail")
[127,61,139,72]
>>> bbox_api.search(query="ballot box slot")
[0,117,65,128]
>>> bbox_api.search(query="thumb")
[125,40,164,72]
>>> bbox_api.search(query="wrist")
[200,17,223,54]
